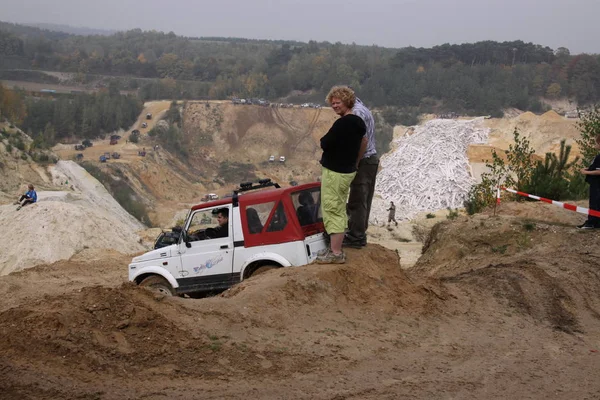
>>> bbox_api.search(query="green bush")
[522,140,580,201]
[14,138,25,151]
[129,130,140,143]
[5,143,12,153]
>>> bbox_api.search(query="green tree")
[523,140,579,200]
[505,128,536,191]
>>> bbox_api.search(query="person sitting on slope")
[14,184,37,210]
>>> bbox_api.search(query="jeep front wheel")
[139,276,174,296]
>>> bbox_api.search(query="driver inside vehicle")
[189,208,229,241]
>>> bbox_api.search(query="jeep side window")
[292,189,322,226]
[266,202,287,232]
[244,202,275,234]
[187,210,226,241]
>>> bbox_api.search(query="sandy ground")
[3,101,600,398]
[2,202,600,399]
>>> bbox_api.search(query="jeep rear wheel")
[250,265,278,278]
[139,276,174,296]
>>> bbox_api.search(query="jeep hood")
[132,246,174,263]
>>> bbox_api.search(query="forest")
[1,21,600,143]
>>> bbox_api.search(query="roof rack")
[235,178,280,194]
[232,179,280,207]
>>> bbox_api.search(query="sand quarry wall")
[0,161,145,275]
[183,102,337,182]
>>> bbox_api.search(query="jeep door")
[178,206,235,294]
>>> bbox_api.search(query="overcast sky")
[1,0,599,53]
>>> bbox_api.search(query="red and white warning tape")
[499,187,600,218]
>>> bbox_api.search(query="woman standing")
[317,86,367,264]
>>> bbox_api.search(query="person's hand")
[581,168,589,175]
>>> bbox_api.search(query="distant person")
[345,94,378,249]
[14,184,37,210]
[578,135,600,229]
[387,201,398,227]
[316,86,366,264]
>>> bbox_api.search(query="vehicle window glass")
[187,207,229,241]
[291,188,322,226]
[246,202,275,232]
[266,202,288,232]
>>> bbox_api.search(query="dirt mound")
[0,248,133,312]
[222,245,430,314]
[412,208,600,333]
[0,284,316,399]
[541,110,563,121]
[0,245,435,399]
[443,262,580,333]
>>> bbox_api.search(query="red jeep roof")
[191,182,321,211]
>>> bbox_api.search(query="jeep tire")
[139,276,175,296]
[250,265,278,278]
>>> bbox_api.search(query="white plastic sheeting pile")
[370,118,489,224]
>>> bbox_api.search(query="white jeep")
[129,179,326,296]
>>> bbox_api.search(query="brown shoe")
[316,251,346,264]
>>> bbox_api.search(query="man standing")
[387,201,398,227]
[344,97,379,248]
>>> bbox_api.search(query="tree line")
[2,22,600,116]
[0,82,142,148]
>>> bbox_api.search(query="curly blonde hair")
[326,86,356,109]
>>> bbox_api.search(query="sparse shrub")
[218,161,257,183]
[491,244,508,254]
[20,153,28,160]
[523,222,536,231]
[5,143,12,153]
[465,128,534,214]
[446,208,459,220]
[426,213,435,219]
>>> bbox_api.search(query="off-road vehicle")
[129,179,326,296]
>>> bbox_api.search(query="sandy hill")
[0,160,146,275]
[1,201,600,398]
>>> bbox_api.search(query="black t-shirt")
[586,154,600,185]
[319,114,366,173]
